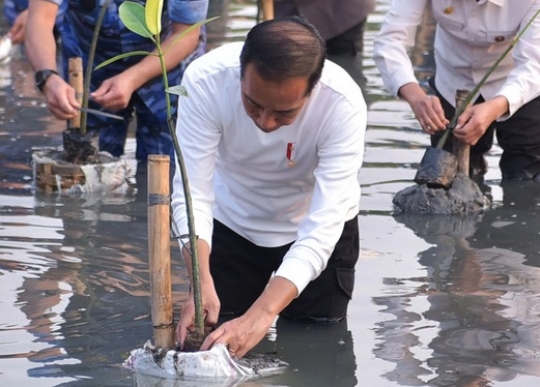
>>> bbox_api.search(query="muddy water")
[2,1,540,386]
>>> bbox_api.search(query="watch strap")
[35,69,59,92]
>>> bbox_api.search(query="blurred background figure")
[25,0,208,163]
[3,0,65,45]
[272,0,375,56]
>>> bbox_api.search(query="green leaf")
[167,85,188,97]
[145,0,164,35]
[94,51,156,70]
[119,2,153,38]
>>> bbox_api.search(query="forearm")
[25,0,59,72]
[244,276,298,322]
[123,23,201,91]
[398,82,426,105]
[487,95,510,121]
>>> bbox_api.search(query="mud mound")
[393,173,489,214]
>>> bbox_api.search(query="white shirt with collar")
[171,42,366,294]
[373,0,540,119]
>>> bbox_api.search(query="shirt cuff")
[495,85,523,121]
[274,257,317,296]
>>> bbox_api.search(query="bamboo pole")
[453,90,471,176]
[261,0,274,21]
[68,58,83,129]
[147,154,175,349]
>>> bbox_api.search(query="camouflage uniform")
[51,0,208,161]
[4,0,65,30]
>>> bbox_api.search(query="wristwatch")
[34,69,58,92]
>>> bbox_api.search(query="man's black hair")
[240,16,327,95]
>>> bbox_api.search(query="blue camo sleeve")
[168,0,209,24]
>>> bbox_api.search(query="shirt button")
[495,35,505,42]
[443,6,454,14]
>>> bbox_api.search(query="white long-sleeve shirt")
[373,0,540,119]
[171,42,366,294]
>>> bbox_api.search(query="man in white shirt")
[172,17,366,358]
[373,0,540,179]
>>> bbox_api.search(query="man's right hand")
[43,75,81,120]
[176,282,221,349]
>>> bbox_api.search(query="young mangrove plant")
[95,0,217,346]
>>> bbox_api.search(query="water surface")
[2,1,540,386]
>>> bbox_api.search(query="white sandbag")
[124,342,287,383]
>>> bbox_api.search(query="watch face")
[35,70,57,92]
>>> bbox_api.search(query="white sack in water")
[124,343,287,383]
[32,150,132,195]
[0,36,12,63]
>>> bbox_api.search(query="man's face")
[241,64,310,133]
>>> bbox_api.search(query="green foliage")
[120,2,154,38]
[145,0,163,35]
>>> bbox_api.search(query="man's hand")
[199,308,276,359]
[398,83,449,135]
[454,96,509,145]
[9,10,28,44]
[200,276,297,359]
[90,72,139,111]
[43,74,80,120]
[176,282,221,348]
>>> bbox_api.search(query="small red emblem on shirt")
[286,142,296,168]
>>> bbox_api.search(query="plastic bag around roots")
[123,343,287,384]
[32,149,132,195]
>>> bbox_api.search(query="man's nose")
[257,110,277,130]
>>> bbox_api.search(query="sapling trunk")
[94,2,216,347]
[155,38,205,341]
[80,0,111,134]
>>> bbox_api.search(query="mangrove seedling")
[95,0,217,348]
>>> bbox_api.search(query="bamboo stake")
[453,90,471,175]
[148,154,174,349]
[261,0,274,21]
[68,58,83,129]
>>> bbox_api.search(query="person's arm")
[26,0,80,119]
[490,1,540,119]
[200,275,297,358]
[90,22,202,110]
[8,9,27,44]
[91,0,208,109]
[454,2,540,145]
[373,0,448,132]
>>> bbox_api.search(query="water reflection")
[2,0,540,386]
[380,187,540,386]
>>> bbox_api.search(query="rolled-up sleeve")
[168,0,209,24]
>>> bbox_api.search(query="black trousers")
[210,216,360,322]
[429,77,540,180]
